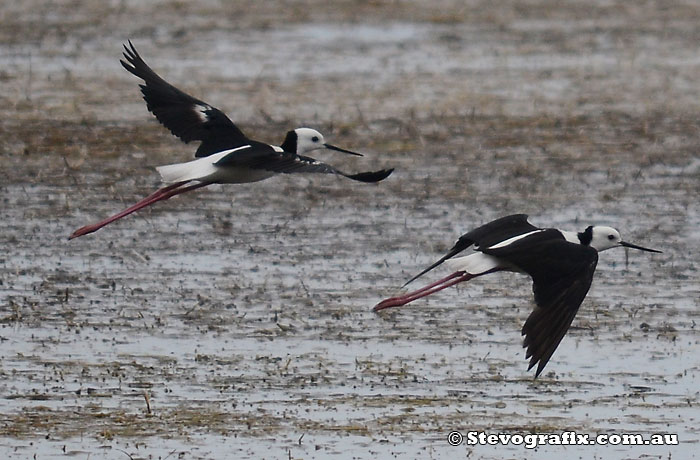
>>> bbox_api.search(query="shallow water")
[1,1,699,459]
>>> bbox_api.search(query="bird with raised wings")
[69,42,393,239]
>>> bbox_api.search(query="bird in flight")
[374,214,661,377]
[69,42,393,239]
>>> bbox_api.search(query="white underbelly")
[156,148,275,184]
[445,252,502,275]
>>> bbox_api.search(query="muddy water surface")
[1,1,699,459]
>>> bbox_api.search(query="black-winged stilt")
[373,214,661,377]
[69,42,393,239]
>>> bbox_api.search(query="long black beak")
[324,143,363,157]
[620,241,662,253]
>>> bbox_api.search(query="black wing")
[121,41,248,157]
[214,143,394,183]
[483,237,598,377]
[403,214,538,286]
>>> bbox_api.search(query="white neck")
[560,230,580,244]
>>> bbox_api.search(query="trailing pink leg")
[69,181,210,239]
[373,271,476,311]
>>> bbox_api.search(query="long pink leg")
[373,271,477,311]
[69,181,211,239]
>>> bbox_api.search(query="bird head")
[284,128,363,156]
[585,226,661,253]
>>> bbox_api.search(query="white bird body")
[443,228,606,276]
[445,252,502,275]
[155,146,274,184]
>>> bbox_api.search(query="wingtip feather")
[345,168,394,183]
